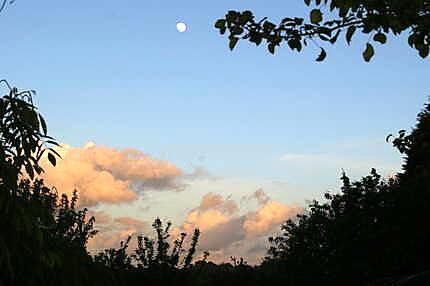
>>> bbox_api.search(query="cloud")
[176,190,300,263]
[87,214,147,252]
[85,189,300,264]
[241,188,270,206]
[41,142,183,207]
[243,201,300,238]
[183,166,216,181]
[114,217,147,230]
[180,193,240,235]
[198,193,239,214]
[199,217,246,250]
[88,210,112,225]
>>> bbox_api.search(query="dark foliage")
[94,217,201,271]
[215,0,430,61]
[264,103,430,285]
[0,82,111,286]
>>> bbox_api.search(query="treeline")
[1,83,430,286]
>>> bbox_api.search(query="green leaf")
[304,0,311,6]
[48,153,56,167]
[373,33,387,44]
[363,43,375,62]
[316,48,327,62]
[346,26,356,45]
[310,9,323,25]
[229,37,239,50]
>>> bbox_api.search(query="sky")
[1,0,429,264]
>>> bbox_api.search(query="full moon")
[176,22,187,33]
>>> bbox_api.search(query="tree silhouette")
[133,218,201,269]
[0,82,105,286]
[215,0,430,61]
[95,218,202,272]
[94,236,133,271]
[265,102,430,285]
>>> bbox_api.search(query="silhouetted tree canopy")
[215,0,430,61]
[264,103,430,285]
[94,217,201,272]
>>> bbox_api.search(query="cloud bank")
[41,142,183,207]
[85,189,300,264]
[41,142,301,264]
[87,211,148,252]
[177,190,301,263]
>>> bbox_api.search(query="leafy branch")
[215,0,430,61]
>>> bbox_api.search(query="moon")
[176,22,187,33]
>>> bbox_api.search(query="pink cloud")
[41,142,183,207]
[176,190,301,263]
[87,214,147,252]
[243,201,301,238]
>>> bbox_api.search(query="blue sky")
[1,0,429,260]
[2,0,428,189]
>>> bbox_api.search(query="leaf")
[48,153,56,167]
[250,33,263,46]
[39,114,47,135]
[418,46,429,58]
[45,140,60,147]
[373,33,387,44]
[229,37,239,50]
[48,147,62,158]
[310,9,323,25]
[268,43,276,54]
[232,26,244,35]
[239,10,253,24]
[346,26,356,45]
[386,134,393,142]
[408,34,415,48]
[25,163,34,179]
[304,0,311,5]
[316,48,327,62]
[215,19,227,35]
[214,19,226,29]
[363,43,375,62]
[287,39,302,52]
